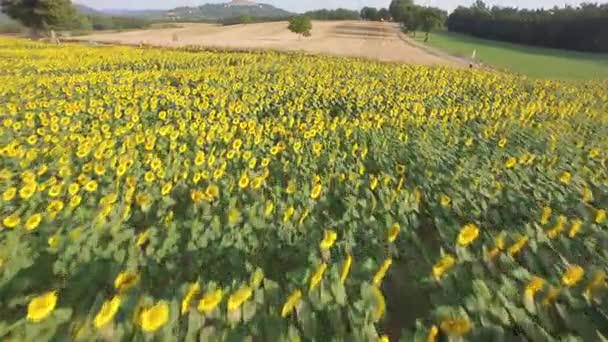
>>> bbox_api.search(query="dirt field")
[74,21,463,66]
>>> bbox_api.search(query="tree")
[378,8,391,21]
[1,0,76,37]
[389,0,413,22]
[418,8,441,42]
[288,15,312,39]
[446,3,608,52]
[360,7,379,21]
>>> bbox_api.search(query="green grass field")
[415,31,608,81]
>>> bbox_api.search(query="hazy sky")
[78,0,605,13]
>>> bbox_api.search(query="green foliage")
[0,0,75,31]
[417,30,608,80]
[447,2,608,53]
[389,0,413,22]
[287,15,312,37]
[304,8,359,21]
[360,7,391,21]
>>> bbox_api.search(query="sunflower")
[280,289,302,318]
[319,230,337,250]
[457,224,479,246]
[310,183,322,199]
[198,289,223,314]
[139,301,169,333]
[309,263,327,293]
[27,291,58,322]
[227,285,252,311]
[432,254,456,280]
[562,265,584,287]
[387,223,400,242]
[25,213,42,231]
[94,296,121,329]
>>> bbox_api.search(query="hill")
[166,2,292,21]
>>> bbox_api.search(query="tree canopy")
[304,8,359,21]
[447,1,608,52]
[288,15,312,37]
[1,0,75,31]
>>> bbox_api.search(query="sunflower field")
[0,37,607,341]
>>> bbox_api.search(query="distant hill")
[74,4,104,16]
[168,2,292,20]
[87,1,292,21]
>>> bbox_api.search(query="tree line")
[1,0,151,35]
[389,0,447,41]
[447,1,608,53]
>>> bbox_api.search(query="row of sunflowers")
[0,37,607,341]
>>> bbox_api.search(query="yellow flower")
[139,301,169,333]
[94,296,121,329]
[19,183,37,199]
[373,258,392,286]
[432,254,456,280]
[596,209,606,224]
[283,206,295,222]
[263,201,274,217]
[25,213,42,231]
[378,336,389,342]
[2,187,16,201]
[238,173,250,189]
[84,180,98,192]
[69,195,82,208]
[319,230,337,250]
[508,235,529,257]
[2,213,20,229]
[340,255,353,283]
[161,182,172,196]
[191,189,205,203]
[181,282,201,315]
[310,183,322,199]
[286,181,296,194]
[559,171,572,184]
[198,289,223,313]
[370,176,378,191]
[388,223,400,242]
[114,271,139,292]
[546,215,567,239]
[281,290,302,318]
[309,263,327,293]
[227,285,252,311]
[457,224,479,246]
[136,230,150,248]
[48,234,60,249]
[68,183,80,196]
[498,138,507,148]
[250,269,264,288]
[505,157,517,168]
[427,325,438,342]
[524,276,545,299]
[205,184,220,199]
[439,194,451,208]
[568,219,583,238]
[440,318,472,336]
[589,148,601,159]
[371,286,385,322]
[251,176,264,189]
[582,187,593,202]
[228,208,241,225]
[562,265,584,287]
[27,291,58,322]
[540,206,551,225]
[48,184,62,197]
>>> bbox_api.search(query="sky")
[77,0,605,14]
